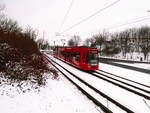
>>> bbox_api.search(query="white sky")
[1,0,150,45]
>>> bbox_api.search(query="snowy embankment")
[1,54,150,113]
[0,72,100,113]
[114,62,150,70]
[99,62,150,112]
[49,55,150,113]
[99,62,150,87]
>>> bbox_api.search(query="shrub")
[0,16,58,92]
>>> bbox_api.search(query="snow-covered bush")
[0,43,57,86]
[0,8,58,94]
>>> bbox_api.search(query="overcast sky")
[1,0,150,45]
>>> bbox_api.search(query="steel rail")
[94,71,150,94]
[89,71,150,100]
[45,56,113,113]
[98,70,150,89]
[46,56,134,113]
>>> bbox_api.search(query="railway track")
[99,61,150,74]
[44,55,112,113]
[48,54,150,100]
[98,70,150,89]
[44,55,135,113]
[91,71,150,100]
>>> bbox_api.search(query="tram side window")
[75,53,80,61]
[87,53,98,64]
[87,53,98,60]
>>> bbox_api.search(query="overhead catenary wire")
[108,15,150,30]
[60,0,121,34]
[79,15,150,37]
[59,0,74,33]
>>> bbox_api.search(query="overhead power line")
[108,15,150,30]
[74,15,150,38]
[60,0,121,34]
[59,0,74,32]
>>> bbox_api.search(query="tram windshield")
[87,51,98,65]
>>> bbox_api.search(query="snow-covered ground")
[0,54,150,113]
[114,62,150,70]
[50,56,150,113]
[99,62,150,87]
[0,73,101,113]
[100,52,150,63]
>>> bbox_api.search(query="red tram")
[53,46,99,71]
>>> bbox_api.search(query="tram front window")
[87,53,98,65]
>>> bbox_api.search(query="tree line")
[67,26,150,60]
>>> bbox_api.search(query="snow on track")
[0,66,101,113]
[99,62,150,87]
[49,55,150,113]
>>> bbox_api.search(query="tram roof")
[55,46,97,49]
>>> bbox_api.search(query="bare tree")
[36,38,50,50]
[84,38,94,47]
[68,35,81,46]
[0,16,22,33]
[24,27,38,40]
[0,4,21,33]
[93,31,108,53]
[117,30,131,57]
[138,26,150,60]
